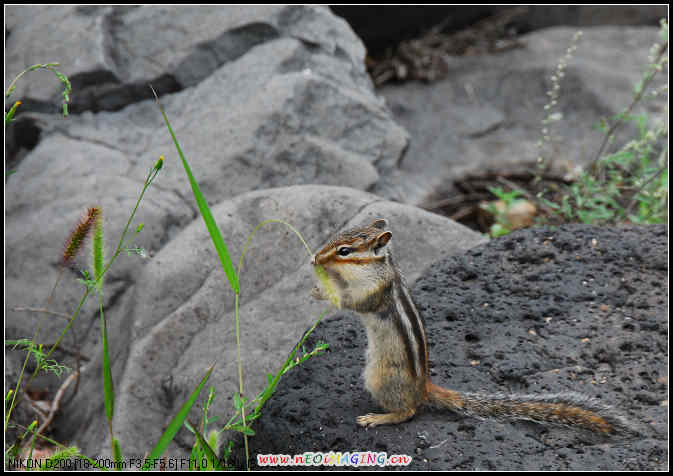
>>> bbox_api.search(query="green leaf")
[183,420,196,435]
[191,424,224,470]
[112,438,123,471]
[5,100,21,125]
[229,424,255,436]
[488,186,502,197]
[539,197,560,210]
[188,425,202,471]
[633,79,644,97]
[489,223,510,238]
[98,293,114,424]
[151,87,239,294]
[233,392,243,411]
[142,364,215,471]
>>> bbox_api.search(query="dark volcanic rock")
[235,224,668,470]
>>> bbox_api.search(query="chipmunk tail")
[427,382,638,437]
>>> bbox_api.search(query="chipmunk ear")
[374,231,392,253]
[371,218,388,230]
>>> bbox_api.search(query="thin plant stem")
[6,287,91,434]
[5,266,65,431]
[589,40,668,175]
[237,219,313,282]
[5,162,159,434]
[234,292,249,470]
[11,307,71,320]
[5,63,59,98]
[103,166,160,278]
[27,366,80,443]
[98,290,115,446]
[624,153,668,217]
[232,219,315,470]
[220,307,329,431]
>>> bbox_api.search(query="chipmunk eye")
[337,247,353,257]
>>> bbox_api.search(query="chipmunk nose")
[311,254,317,266]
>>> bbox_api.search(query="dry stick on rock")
[62,325,84,408]
[10,305,85,403]
[24,367,82,444]
[12,307,71,321]
[6,267,66,431]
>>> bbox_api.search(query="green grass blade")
[142,364,215,471]
[112,438,123,471]
[190,423,223,470]
[98,293,114,425]
[254,308,329,415]
[150,87,239,294]
[5,100,21,125]
[183,421,203,470]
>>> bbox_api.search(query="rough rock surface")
[5,5,408,180]
[5,5,368,113]
[237,224,667,471]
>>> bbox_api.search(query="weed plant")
[5,66,329,471]
[488,19,668,235]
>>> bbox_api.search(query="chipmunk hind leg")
[357,378,421,427]
[356,408,416,428]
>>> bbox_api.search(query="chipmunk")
[310,218,632,435]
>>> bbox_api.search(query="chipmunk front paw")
[311,284,327,300]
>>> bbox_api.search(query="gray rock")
[496,5,668,31]
[376,26,668,204]
[5,6,114,111]
[5,5,369,113]
[6,5,407,348]
[4,351,40,450]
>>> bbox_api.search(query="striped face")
[312,219,394,310]
[312,219,391,267]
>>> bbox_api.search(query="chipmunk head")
[311,218,395,312]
